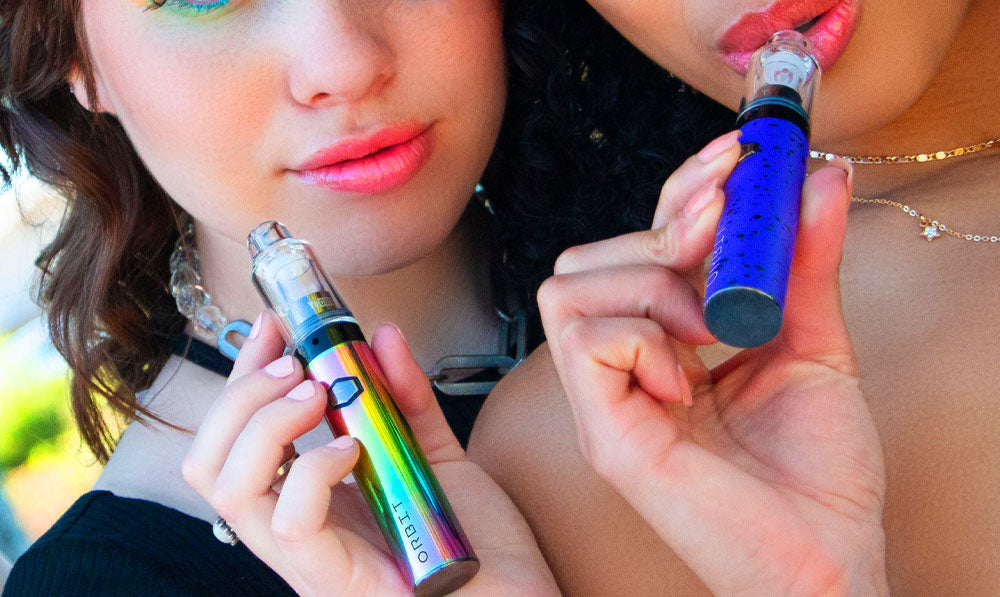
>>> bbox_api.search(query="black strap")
[170,335,234,377]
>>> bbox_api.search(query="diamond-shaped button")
[328,377,364,408]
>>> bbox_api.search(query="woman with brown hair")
[0,0,751,594]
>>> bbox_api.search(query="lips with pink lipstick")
[720,0,861,75]
[292,123,435,195]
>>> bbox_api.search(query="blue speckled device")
[703,30,820,347]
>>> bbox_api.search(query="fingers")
[270,437,360,577]
[552,317,688,486]
[554,180,725,276]
[183,351,307,494]
[212,381,327,511]
[779,160,856,372]
[228,310,288,385]
[652,129,742,229]
[538,264,715,348]
[554,130,742,277]
[370,324,465,463]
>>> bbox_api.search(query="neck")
[811,0,1000,200]
[191,209,498,372]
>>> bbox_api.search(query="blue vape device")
[704,31,821,348]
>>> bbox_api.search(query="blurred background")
[0,163,102,565]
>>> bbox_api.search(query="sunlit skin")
[66,1,558,594]
[470,1,1000,595]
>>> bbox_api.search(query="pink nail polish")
[249,312,263,340]
[263,355,295,378]
[286,381,315,401]
[327,436,355,450]
[684,178,721,218]
[696,130,741,163]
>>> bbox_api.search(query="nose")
[282,4,395,108]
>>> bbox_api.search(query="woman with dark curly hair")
[0,0,748,594]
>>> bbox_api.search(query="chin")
[312,234,446,279]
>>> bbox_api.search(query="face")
[588,0,973,144]
[76,0,506,276]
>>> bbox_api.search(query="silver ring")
[271,451,300,486]
[213,516,240,546]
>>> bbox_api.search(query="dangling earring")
[474,183,496,217]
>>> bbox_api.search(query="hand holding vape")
[248,222,479,596]
[704,30,821,348]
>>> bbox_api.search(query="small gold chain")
[851,197,1000,244]
[813,137,1000,164]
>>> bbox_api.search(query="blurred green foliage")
[0,331,73,471]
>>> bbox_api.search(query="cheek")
[85,10,277,229]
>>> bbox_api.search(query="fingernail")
[286,380,315,401]
[263,355,295,378]
[248,312,263,340]
[676,363,694,407]
[684,178,721,219]
[383,322,409,348]
[829,157,854,196]
[696,130,741,164]
[327,436,355,450]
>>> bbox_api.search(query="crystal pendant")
[170,266,201,295]
[176,284,210,317]
[920,217,941,242]
[194,305,227,334]
[170,245,200,271]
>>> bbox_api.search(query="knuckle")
[180,455,206,491]
[633,318,667,346]
[536,274,567,312]
[558,319,593,354]
[288,450,327,479]
[641,226,679,265]
[553,246,582,274]
[271,512,313,545]
[244,407,280,441]
[209,485,240,521]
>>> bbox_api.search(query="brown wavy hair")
[1,0,186,463]
[1,1,732,464]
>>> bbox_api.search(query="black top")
[4,337,502,595]
[2,491,295,596]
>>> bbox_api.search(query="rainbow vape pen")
[248,222,479,596]
[704,30,821,348]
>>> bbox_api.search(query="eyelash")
[145,0,230,15]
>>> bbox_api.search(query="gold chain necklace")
[810,136,1000,164]
[850,197,999,244]
[811,136,1000,243]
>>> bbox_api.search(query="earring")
[474,183,496,217]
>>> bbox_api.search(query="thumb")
[369,323,465,463]
[779,160,856,372]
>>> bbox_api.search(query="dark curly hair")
[0,0,733,462]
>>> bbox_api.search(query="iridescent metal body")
[248,222,478,596]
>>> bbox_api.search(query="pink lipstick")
[720,0,861,75]
[293,123,434,195]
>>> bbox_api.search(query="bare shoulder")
[468,345,710,596]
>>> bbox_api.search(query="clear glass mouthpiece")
[743,30,821,116]
[248,221,351,346]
